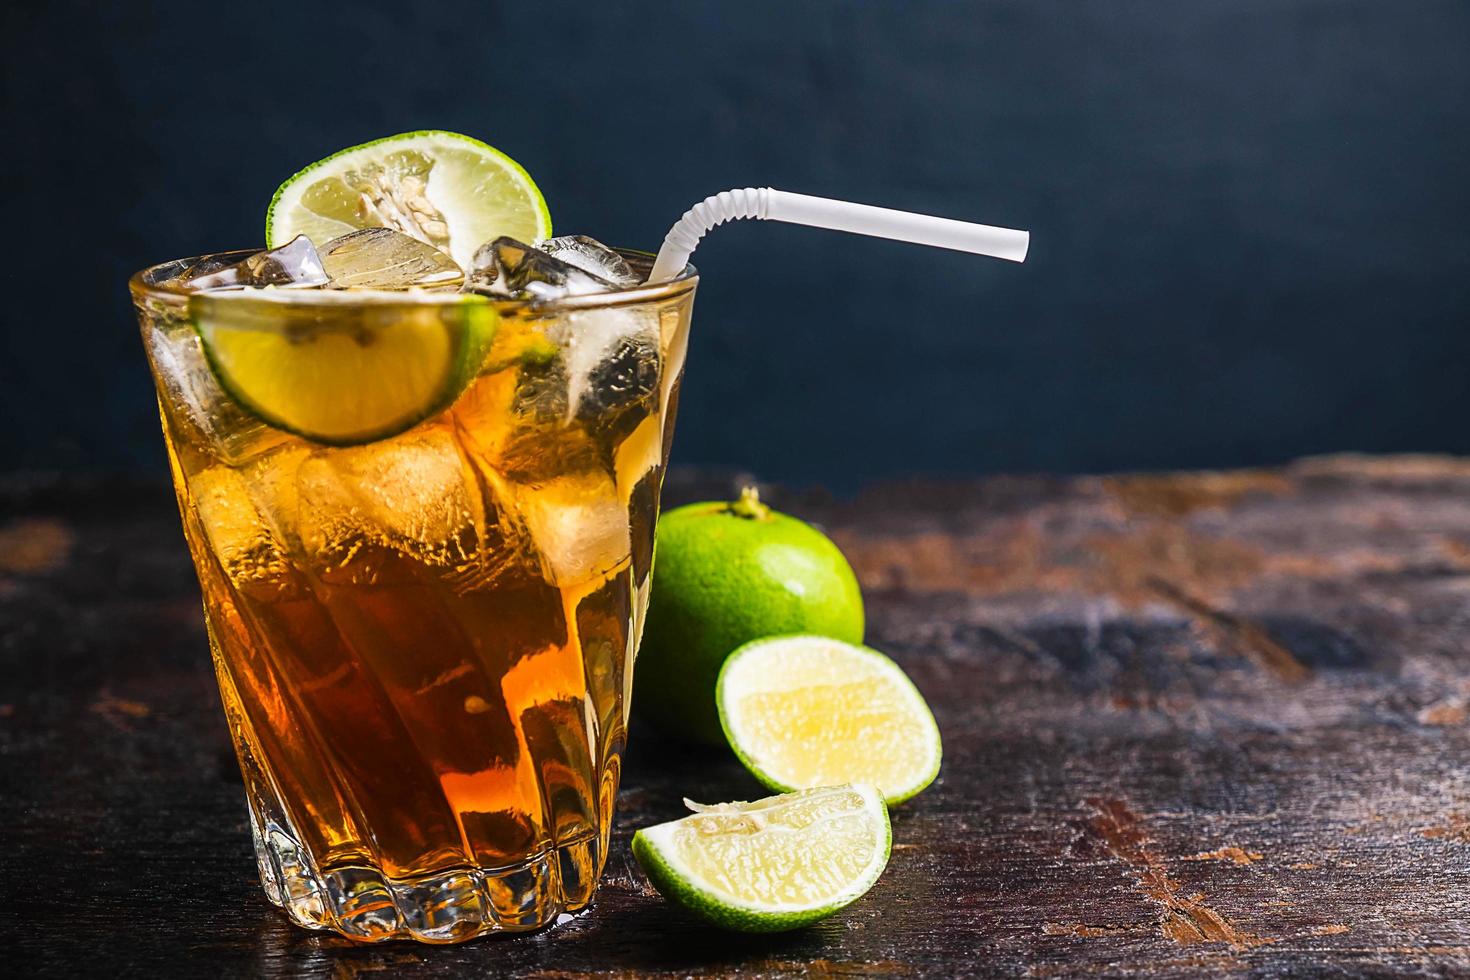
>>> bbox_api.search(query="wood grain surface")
[3,456,1468,978]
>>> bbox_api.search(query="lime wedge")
[265,131,552,269]
[189,291,496,445]
[631,784,890,932]
[717,635,942,805]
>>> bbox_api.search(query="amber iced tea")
[133,251,695,942]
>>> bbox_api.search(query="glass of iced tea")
[131,239,695,943]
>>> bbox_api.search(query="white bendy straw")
[647,187,1029,282]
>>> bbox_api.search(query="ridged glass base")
[250,811,603,943]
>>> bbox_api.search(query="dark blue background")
[5,1,1468,484]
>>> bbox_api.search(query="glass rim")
[129,244,698,313]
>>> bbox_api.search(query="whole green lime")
[635,487,865,745]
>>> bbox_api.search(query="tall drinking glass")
[130,250,696,943]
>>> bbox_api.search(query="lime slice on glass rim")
[189,290,496,446]
[631,784,891,932]
[717,635,942,806]
[265,130,552,268]
[192,130,546,445]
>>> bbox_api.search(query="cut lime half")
[717,635,942,806]
[189,290,496,446]
[265,131,552,268]
[631,784,890,932]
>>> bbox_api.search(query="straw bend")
[648,186,1030,283]
[649,188,771,282]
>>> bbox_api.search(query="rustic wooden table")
[3,457,1468,978]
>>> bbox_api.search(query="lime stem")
[728,486,772,521]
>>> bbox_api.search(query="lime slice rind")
[189,290,497,447]
[265,130,552,269]
[716,635,942,806]
[631,784,891,932]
